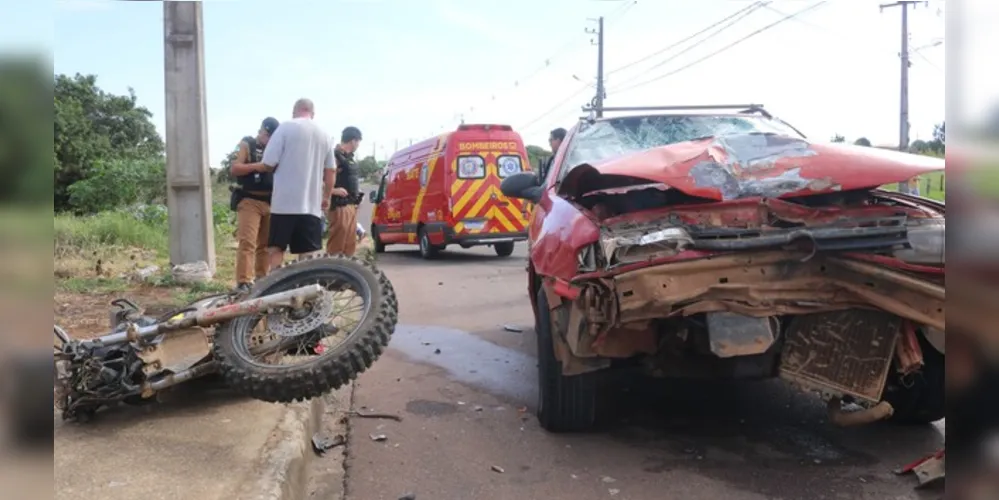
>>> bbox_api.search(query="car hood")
[558,134,945,201]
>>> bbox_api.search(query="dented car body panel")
[511,108,945,425]
[559,135,943,202]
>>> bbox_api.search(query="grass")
[879,171,946,201]
[54,200,239,303]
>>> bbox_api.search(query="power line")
[612,0,828,95]
[457,0,637,122]
[517,84,593,133]
[605,1,765,78]
[606,1,768,92]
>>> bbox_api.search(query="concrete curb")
[236,397,324,500]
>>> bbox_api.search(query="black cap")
[261,117,280,136]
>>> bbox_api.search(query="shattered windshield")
[560,114,805,179]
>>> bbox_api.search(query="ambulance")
[368,124,532,259]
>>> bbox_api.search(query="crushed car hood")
[558,134,945,201]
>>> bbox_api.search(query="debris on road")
[491,465,505,474]
[311,433,346,455]
[602,476,617,483]
[399,494,417,500]
[434,348,441,354]
[370,433,388,442]
[347,410,403,422]
[503,324,523,333]
[474,405,484,412]
[609,488,621,496]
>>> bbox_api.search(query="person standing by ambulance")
[325,126,364,256]
[230,117,280,293]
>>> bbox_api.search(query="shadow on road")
[377,248,527,268]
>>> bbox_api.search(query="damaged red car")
[501,105,945,433]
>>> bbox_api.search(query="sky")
[18,0,959,166]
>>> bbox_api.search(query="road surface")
[335,203,945,500]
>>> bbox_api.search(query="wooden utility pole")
[585,16,606,117]
[163,1,215,272]
[881,1,926,191]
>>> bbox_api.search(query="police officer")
[325,126,363,256]
[539,127,567,184]
[230,117,280,293]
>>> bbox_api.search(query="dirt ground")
[54,287,184,339]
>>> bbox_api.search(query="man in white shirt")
[261,98,341,268]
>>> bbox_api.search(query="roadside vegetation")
[831,123,946,201]
[54,73,235,307]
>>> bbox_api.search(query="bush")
[66,157,166,214]
[55,210,168,255]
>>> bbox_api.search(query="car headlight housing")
[893,218,944,264]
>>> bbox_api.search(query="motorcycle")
[53,253,398,423]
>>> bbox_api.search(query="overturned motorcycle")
[53,254,398,422]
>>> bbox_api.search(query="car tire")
[881,329,945,425]
[534,288,611,433]
[371,225,385,253]
[418,227,439,260]
[494,241,515,257]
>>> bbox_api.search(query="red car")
[500,105,946,433]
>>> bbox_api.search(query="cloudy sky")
[22,0,961,165]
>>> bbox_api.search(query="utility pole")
[881,1,926,191]
[585,16,606,117]
[163,1,215,273]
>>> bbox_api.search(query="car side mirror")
[369,190,379,203]
[500,171,543,204]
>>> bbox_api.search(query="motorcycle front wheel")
[213,254,397,403]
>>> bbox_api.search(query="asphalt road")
[346,199,945,500]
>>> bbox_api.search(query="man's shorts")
[268,214,323,254]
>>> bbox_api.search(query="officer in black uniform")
[539,127,567,184]
[325,126,363,256]
[229,117,280,292]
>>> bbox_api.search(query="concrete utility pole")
[163,1,215,272]
[585,16,606,117]
[881,1,926,191]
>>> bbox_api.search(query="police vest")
[331,148,361,206]
[235,136,273,192]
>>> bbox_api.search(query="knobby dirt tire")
[213,253,398,403]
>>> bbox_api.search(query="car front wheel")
[534,288,611,432]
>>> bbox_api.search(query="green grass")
[60,276,130,294]
[55,210,169,255]
[55,202,239,296]
[880,171,945,201]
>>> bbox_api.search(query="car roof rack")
[580,104,771,118]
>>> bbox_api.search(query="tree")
[525,145,551,173]
[853,137,871,146]
[54,73,164,211]
[831,134,846,143]
[0,58,50,204]
[356,155,382,183]
[67,157,166,214]
[927,121,945,153]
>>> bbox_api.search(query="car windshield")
[560,114,805,179]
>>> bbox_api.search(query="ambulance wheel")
[371,225,385,253]
[418,227,440,260]
[494,242,515,257]
[534,288,612,433]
